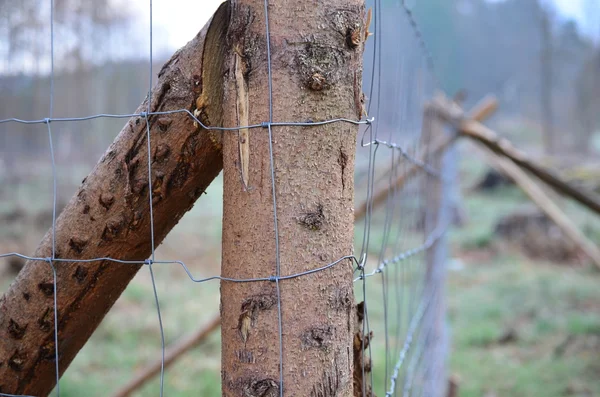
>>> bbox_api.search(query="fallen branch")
[111,316,220,397]
[460,119,600,216]
[476,144,600,270]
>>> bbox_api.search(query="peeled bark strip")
[220,1,365,395]
[0,3,230,395]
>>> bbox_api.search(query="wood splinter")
[234,46,250,190]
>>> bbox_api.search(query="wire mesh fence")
[0,0,455,396]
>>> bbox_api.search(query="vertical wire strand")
[50,260,60,397]
[360,268,368,397]
[49,0,55,119]
[367,0,383,390]
[261,1,284,395]
[145,1,165,395]
[148,262,165,397]
[378,149,398,391]
[359,125,376,258]
[48,0,60,394]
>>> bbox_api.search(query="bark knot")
[298,203,326,231]
[69,236,89,254]
[8,319,27,340]
[244,378,279,397]
[301,324,333,350]
[238,293,277,343]
[99,193,115,210]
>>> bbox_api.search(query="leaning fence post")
[219,0,366,395]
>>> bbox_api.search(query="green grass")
[1,141,599,397]
[447,259,600,397]
[444,147,600,397]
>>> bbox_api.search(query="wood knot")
[245,379,279,397]
[38,283,54,297]
[238,293,278,343]
[73,265,88,283]
[301,325,333,350]
[40,340,56,361]
[8,319,27,339]
[298,204,326,231]
[69,236,89,254]
[157,117,172,132]
[99,193,115,210]
[38,307,53,332]
[154,143,171,162]
[346,26,361,49]
[8,350,26,372]
[308,72,327,91]
[101,216,126,242]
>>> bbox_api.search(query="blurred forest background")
[0,0,599,396]
[2,0,600,159]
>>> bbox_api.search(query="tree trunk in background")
[540,8,555,155]
[220,0,365,395]
[0,4,230,395]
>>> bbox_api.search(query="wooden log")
[460,119,600,216]
[475,144,600,270]
[0,3,230,395]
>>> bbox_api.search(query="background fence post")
[419,101,452,397]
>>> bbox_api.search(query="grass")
[445,147,600,397]
[0,140,599,397]
[447,257,600,397]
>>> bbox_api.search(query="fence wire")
[0,0,454,396]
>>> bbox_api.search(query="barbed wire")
[400,0,441,88]
[0,1,452,396]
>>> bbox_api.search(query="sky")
[129,0,592,53]
[553,0,585,20]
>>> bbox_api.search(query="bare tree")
[574,50,600,155]
[573,0,600,155]
[0,0,134,74]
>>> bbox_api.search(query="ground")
[0,127,599,396]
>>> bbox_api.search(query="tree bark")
[0,3,230,395]
[220,0,365,395]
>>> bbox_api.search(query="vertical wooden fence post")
[420,101,450,397]
[220,1,366,395]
